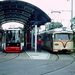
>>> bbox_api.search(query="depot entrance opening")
[0,1,51,52]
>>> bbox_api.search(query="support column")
[24,25,26,47]
[27,30,31,50]
[34,11,38,52]
[24,33,26,47]
[31,29,33,50]
[0,30,4,51]
[0,36,2,51]
[35,25,37,52]
[23,26,27,51]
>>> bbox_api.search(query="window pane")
[54,33,73,40]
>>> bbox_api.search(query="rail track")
[4,53,60,75]
[42,53,75,75]
[0,51,75,75]
[0,51,7,57]
[0,52,20,63]
[13,53,74,75]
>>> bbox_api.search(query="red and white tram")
[3,28,22,52]
[40,27,73,53]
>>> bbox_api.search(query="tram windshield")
[6,30,20,43]
[54,33,73,40]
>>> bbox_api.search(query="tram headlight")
[17,44,19,46]
[55,43,59,46]
[7,44,9,46]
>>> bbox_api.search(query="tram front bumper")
[5,47,21,52]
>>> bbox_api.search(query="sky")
[2,0,75,29]
[24,0,75,28]
[2,22,24,29]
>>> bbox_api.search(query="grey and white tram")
[3,28,22,52]
[39,27,73,53]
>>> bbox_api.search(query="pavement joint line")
[26,52,33,59]
[26,51,51,60]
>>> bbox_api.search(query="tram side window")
[42,33,47,41]
[6,31,11,43]
[46,34,50,41]
[68,34,73,40]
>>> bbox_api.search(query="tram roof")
[47,28,73,33]
[5,28,20,30]
[39,28,73,34]
[0,0,51,30]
